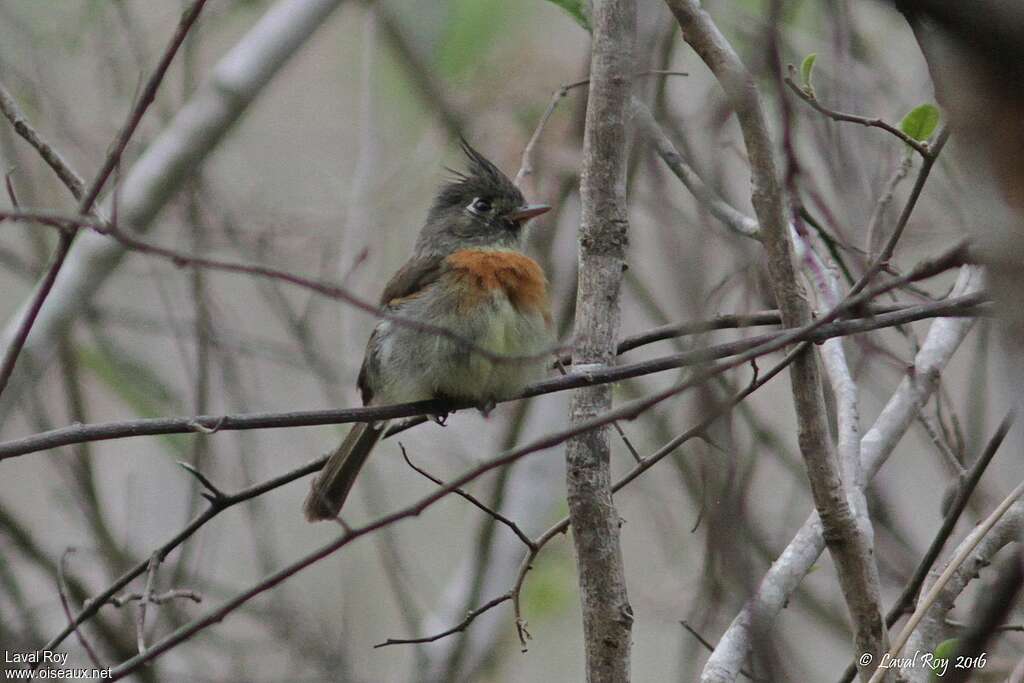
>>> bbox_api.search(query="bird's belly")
[375,291,551,405]
[440,295,548,401]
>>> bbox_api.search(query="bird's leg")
[431,411,449,427]
[477,399,496,418]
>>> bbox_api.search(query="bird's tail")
[303,420,389,522]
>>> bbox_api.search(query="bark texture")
[566,1,636,681]
[663,1,888,678]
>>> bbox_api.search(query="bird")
[303,139,554,522]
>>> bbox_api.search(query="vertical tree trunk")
[566,1,636,681]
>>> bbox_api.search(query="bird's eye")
[469,198,492,214]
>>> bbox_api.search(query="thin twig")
[29,253,981,663]
[945,619,1024,633]
[849,126,951,296]
[374,593,514,648]
[0,0,210,400]
[136,555,161,655]
[47,455,329,656]
[515,71,688,190]
[783,74,931,158]
[58,549,104,669]
[865,155,914,263]
[0,208,567,366]
[112,589,202,608]
[0,82,86,199]
[870,474,1024,683]
[400,443,537,551]
[393,345,801,654]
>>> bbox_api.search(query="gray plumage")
[304,140,553,522]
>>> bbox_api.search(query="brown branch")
[871,478,1024,683]
[665,0,891,673]
[0,235,75,397]
[95,325,798,678]
[399,443,537,551]
[0,83,86,198]
[783,74,931,158]
[57,549,104,670]
[111,589,203,608]
[19,243,982,666]
[0,208,565,366]
[379,343,802,654]
[849,126,951,296]
[43,456,327,657]
[0,0,210,399]
[373,593,514,648]
[0,290,986,461]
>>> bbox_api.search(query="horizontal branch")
[0,293,987,460]
[43,260,977,661]
[115,328,802,677]
[0,208,562,366]
[40,456,326,656]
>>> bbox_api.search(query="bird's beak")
[509,204,551,223]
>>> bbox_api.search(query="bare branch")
[0,208,567,366]
[566,2,638,674]
[877,483,1024,682]
[57,549,103,670]
[783,74,931,158]
[0,288,985,462]
[837,410,1016,683]
[400,444,536,551]
[849,127,951,296]
[665,0,889,671]
[374,593,514,649]
[308,345,799,657]
[0,83,86,199]
[701,265,983,682]
[680,621,757,681]
[633,100,760,239]
[865,155,914,263]
[0,0,210,400]
[0,0,349,424]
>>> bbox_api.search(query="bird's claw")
[431,412,449,427]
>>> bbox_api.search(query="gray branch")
[0,0,347,424]
[663,0,888,675]
[566,0,636,680]
[899,501,1024,681]
[701,266,983,682]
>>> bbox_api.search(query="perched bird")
[304,140,554,521]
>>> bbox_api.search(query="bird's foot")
[477,400,496,418]
[431,412,450,427]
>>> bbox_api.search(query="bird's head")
[415,139,550,256]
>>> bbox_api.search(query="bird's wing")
[378,254,446,306]
[357,254,447,405]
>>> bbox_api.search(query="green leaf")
[800,53,817,88]
[899,104,940,142]
[932,638,959,660]
[544,0,590,31]
[930,638,959,680]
